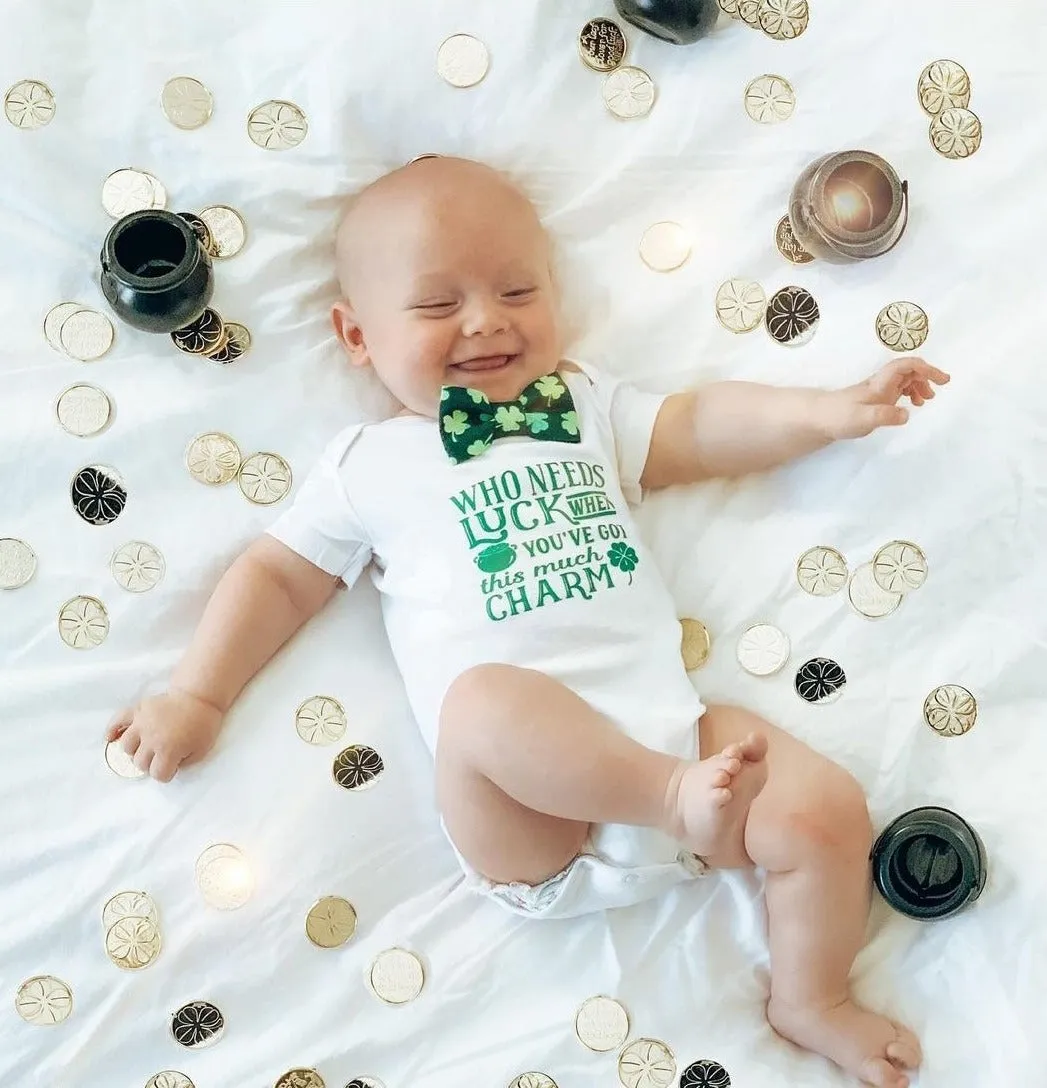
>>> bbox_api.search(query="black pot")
[100,209,214,333]
[613,0,719,43]
[872,806,987,921]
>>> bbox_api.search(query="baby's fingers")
[106,707,135,742]
[894,357,951,385]
[149,750,181,783]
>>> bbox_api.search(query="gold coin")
[275,1071,325,1088]
[170,1000,225,1048]
[617,1038,677,1088]
[44,302,83,352]
[639,221,691,272]
[679,618,711,671]
[918,59,971,116]
[145,1073,195,1088]
[579,18,627,73]
[875,301,929,352]
[0,537,37,590]
[872,540,928,594]
[102,890,158,929]
[238,452,292,505]
[775,214,815,264]
[199,205,247,258]
[737,0,762,27]
[305,895,358,948]
[248,99,308,150]
[344,1079,385,1088]
[736,622,790,676]
[757,0,809,39]
[208,321,251,364]
[104,739,146,780]
[574,995,629,1052]
[171,307,224,355]
[715,277,766,333]
[718,0,741,16]
[186,432,242,486]
[509,1076,558,1088]
[4,79,56,129]
[59,309,115,361]
[56,383,113,438]
[58,595,109,650]
[923,684,977,737]
[796,546,848,597]
[161,76,214,130]
[102,167,165,218]
[930,106,982,159]
[200,324,231,360]
[195,843,254,911]
[105,915,162,970]
[766,285,819,347]
[111,541,165,593]
[847,562,902,619]
[744,74,795,124]
[369,948,424,1005]
[437,33,490,88]
[296,695,348,745]
[603,66,656,119]
[15,975,73,1026]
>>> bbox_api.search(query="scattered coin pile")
[721,0,810,40]
[918,59,981,160]
[576,18,657,120]
[44,301,115,362]
[102,890,163,971]
[714,278,821,346]
[185,431,292,506]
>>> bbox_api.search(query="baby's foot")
[663,732,768,858]
[767,996,922,1088]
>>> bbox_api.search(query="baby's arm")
[641,356,949,488]
[107,535,339,782]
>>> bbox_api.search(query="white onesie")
[267,361,709,917]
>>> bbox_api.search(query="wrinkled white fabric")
[1,0,1044,1085]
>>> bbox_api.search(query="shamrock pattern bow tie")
[439,373,581,464]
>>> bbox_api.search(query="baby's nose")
[461,297,509,336]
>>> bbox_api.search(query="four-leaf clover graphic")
[608,541,639,583]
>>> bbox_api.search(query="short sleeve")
[567,361,668,505]
[266,426,373,584]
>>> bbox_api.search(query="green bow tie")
[439,373,581,464]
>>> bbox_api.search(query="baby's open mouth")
[451,354,519,373]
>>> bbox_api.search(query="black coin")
[171,307,224,354]
[71,465,126,526]
[333,745,385,790]
[171,1000,224,1048]
[766,285,820,346]
[681,1060,731,1088]
[177,211,217,257]
[795,657,847,704]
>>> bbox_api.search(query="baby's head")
[332,157,562,416]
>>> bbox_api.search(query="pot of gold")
[788,150,909,262]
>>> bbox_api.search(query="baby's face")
[333,160,562,416]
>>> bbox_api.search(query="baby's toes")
[858,1057,908,1088]
[741,732,769,762]
[886,1026,921,1068]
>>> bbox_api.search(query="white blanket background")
[2,1,1044,1085]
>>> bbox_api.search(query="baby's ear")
[331,300,370,368]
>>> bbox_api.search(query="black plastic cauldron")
[613,0,719,44]
[100,209,214,333]
[872,806,987,921]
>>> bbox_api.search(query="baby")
[110,156,948,1087]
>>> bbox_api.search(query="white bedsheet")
[2,1,1045,1085]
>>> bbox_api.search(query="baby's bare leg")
[436,664,766,887]
[699,705,921,1088]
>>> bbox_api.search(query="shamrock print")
[467,388,490,405]
[561,410,579,436]
[608,541,639,584]
[466,438,492,458]
[525,412,549,434]
[494,404,526,431]
[533,374,566,400]
[443,410,469,438]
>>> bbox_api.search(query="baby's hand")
[825,357,951,440]
[106,689,224,783]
